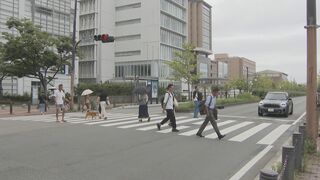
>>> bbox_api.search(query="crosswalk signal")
[93,34,115,43]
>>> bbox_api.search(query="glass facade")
[115,64,151,78]
[79,0,96,81]
[218,62,228,79]
[0,0,19,38]
[201,5,211,50]
[160,0,187,78]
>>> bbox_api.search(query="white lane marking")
[136,116,189,131]
[257,124,291,145]
[293,112,306,125]
[158,126,190,133]
[229,145,273,180]
[229,123,271,142]
[179,120,235,136]
[258,117,295,122]
[100,116,164,127]
[206,121,254,139]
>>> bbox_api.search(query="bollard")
[299,125,306,155]
[27,102,31,113]
[260,169,278,180]
[293,132,303,170]
[10,102,13,115]
[282,146,295,180]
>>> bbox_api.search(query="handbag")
[173,97,179,107]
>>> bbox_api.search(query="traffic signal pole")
[305,0,318,144]
[70,0,78,110]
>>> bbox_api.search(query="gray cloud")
[207,0,320,83]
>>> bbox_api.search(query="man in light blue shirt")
[196,86,225,139]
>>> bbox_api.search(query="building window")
[115,50,141,57]
[115,2,141,11]
[115,18,141,26]
[115,64,151,78]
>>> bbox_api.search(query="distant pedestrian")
[38,93,47,115]
[84,94,91,111]
[54,84,66,123]
[97,90,108,120]
[192,86,202,118]
[138,88,150,122]
[156,84,179,132]
[196,86,225,139]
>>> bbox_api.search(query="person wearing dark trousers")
[156,84,179,132]
[192,86,202,118]
[196,86,225,140]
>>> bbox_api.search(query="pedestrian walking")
[97,90,108,120]
[156,84,179,132]
[138,88,150,122]
[38,93,47,115]
[54,84,66,123]
[192,86,202,118]
[196,86,225,139]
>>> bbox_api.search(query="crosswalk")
[0,112,292,145]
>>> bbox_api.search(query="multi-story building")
[214,53,256,81]
[256,70,288,84]
[188,0,212,86]
[0,0,74,97]
[79,0,188,89]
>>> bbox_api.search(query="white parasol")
[81,89,93,96]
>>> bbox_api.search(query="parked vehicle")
[258,92,293,117]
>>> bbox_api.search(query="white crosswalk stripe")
[137,117,199,131]
[158,126,190,133]
[179,120,235,136]
[0,113,294,145]
[257,124,291,145]
[229,123,271,142]
[206,121,254,139]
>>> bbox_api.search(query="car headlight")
[280,102,287,107]
[259,101,264,106]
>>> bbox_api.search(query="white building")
[0,0,74,97]
[79,0,188,88]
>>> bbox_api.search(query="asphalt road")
[0,96,306,180]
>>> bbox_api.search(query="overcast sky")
[206,0,320,83]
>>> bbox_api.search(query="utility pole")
[305,0,318,144]
[70,0,78,110]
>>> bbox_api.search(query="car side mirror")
[288,98,292,101]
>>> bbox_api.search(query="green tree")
[252,75,273,90]
[165,43,200,100]
[1,18,72,98]
[229,78,247,94]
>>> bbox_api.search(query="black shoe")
[196,133,205,138]
[172,129,179,132]
[156,123,161,130]
[218,135,226,140]
[139,119,142,122]
[147,117,150,122]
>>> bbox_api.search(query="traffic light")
[93,34,114,43]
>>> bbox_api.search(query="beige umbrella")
[81,89,93,96]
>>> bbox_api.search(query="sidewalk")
[0,105,57,118]
[296,137,320,180]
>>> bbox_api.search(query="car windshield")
[265,93,287,100]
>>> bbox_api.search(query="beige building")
[256,70,288,84]
[188,0,213,85]
[214,53,256,81]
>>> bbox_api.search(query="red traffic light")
[101,34,109,42]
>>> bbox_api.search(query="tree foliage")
[1,18,72,96]
[165,43,200,100]
[251,75,273,91]
[228,78,247,93]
